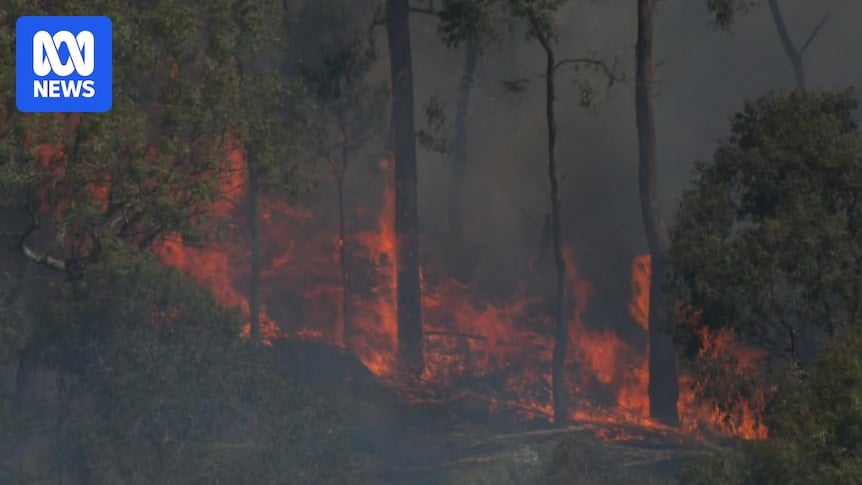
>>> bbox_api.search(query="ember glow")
[154,152,768,442]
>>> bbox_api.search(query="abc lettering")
[32,30,96,99]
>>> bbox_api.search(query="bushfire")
[154,152,768,442]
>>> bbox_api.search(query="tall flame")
[155,147,768,441]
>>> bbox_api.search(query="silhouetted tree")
[635,0,679,426]
[707,0,829,91]
[384,0,424,375]
[508,0,620,425]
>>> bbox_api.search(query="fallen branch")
[799,13,829,54]
[22,242,65,271]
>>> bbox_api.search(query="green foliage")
[234,1,317,197]
[7,251,353,483]
[435,0,568,50]
[671,89,862,350]
[0,0,302,263]
[756,332,862,483]
[706,0,760,30]
[510,0,567,44]
[500,1,619,107]
[678,331,862,484]
[292,0,386,175]
[417,95,448,154]
[672,89,862,483]
[293,0,378,103]
[437,0,503,51]
[0,2,343,480]
[676,448,751,485]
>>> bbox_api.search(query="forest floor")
[273,338,708,484]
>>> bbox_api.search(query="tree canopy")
[671,89,862,353]
[0,1,352,481]
[671,89,862,483]
[0,0,299,270]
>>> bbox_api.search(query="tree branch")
[527,15,552,55]
[553,56,625,84]
[766,0,807,90]
[799,13,829,54]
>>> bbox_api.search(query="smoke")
[277,0,861,350]
[349,0,862,334]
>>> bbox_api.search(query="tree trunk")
[449,44,478,281]
[386,0,424,376]
[766,0,805,90]
[636,0,679,426]
[247,148,262,344]
[542,43,569,426]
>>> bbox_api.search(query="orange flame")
[27,120,769,441]
[156,146,768,441]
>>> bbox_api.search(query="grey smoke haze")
[402,0,860,326]
[293,0,861,333]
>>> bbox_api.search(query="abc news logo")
[16,16,112,113]
[32,30,97,99]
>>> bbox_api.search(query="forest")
[1,0,861,483]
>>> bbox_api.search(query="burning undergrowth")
[156,154,768,443]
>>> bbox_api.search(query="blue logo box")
[16,16,112,113]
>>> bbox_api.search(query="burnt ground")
[273,338,708,484]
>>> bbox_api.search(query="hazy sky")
[326,0,862,329]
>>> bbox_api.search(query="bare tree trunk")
[247,149,262,344]
[636,0,679,426]
[449,44,478,281]
[766,0,805,90]
[769,0,805,90]
[386,0,424,376]
[766,0,829,91]
[540,41,569,427]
